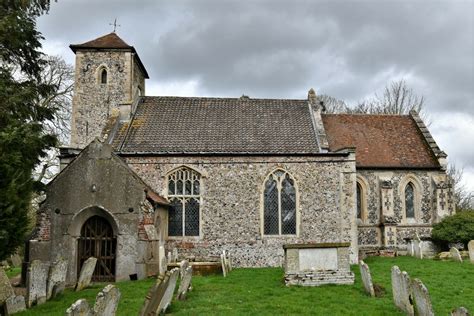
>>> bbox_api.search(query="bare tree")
[34,55,74,183]
[318,94,348,113]
[447,164,473,210]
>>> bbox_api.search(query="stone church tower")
[69,33,149,148]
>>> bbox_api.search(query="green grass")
[18,256,473,315]
[5,267,21,278]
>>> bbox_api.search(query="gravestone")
[93,284,121,316]
[176,266,193,300]
[451,307,470,316]
[139,273,170,316]
[47,259,68,299]
[179,260,189,281]
[220,253,227,277]
[0,268,14,305]
[75,257,97,291]
[9,255,22,268]
[172,248,178,262]
[66,298,92,316]
[159,268,179,313]
[450,247,463,263]
[5,295,27,314]
[159,245,167,275]
[468,240,474,263]
[26,260,50,307]
[391,266,414,315]
[359,260,375,297]
[411,278,434,316]
[407,241,414,256]
[414,241,423,259]
[167,251,172,264]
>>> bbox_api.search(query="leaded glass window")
[405,182,415,219]
[167,167,201,236]
[356,183,362,219]
[263,170,297,235]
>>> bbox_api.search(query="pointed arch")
[399,174,423,223]
[261,169,299,236]
[166,166,202,237]
[356,175,369,224]
[96,65,109,85]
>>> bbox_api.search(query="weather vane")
[109,18,121,32]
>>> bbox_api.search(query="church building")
[28,33,454,284]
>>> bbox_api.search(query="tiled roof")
[70,32,132,51]
[321,114,440,168]
[112,96,321,154]
[70,33,149,78]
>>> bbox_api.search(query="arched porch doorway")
[78,215,116,282]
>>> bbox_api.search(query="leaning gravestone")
[468,240,474,264]
[66,298,92,316]
[75,257,97,291]
[450,247,463,263]
[0,267,15,306]
[179,260,189,281]
[451,307,470,316]
[177,266,193,300]
[47,259,68,299]
[26,260,50,307]
[5,295,27,314]
[159,268,179,313]
[359,260,375,297]
[139,272,170,316]
[391,266,414,315]
[411,278,434,316]
[93,284,121,316]
[9,254,22,268]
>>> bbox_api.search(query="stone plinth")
[283,243,354,286]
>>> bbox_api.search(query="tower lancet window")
[100,68,107,84]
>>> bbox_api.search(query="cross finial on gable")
[109,18,121,32]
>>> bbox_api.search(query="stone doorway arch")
[77,215,117,282]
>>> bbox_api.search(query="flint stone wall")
[356,169,452,252]
[71,50,145,148]
[125,154,358,267]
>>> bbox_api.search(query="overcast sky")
[38,0,474,192]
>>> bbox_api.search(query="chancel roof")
[321,114,440,168]
[111,96,321,154]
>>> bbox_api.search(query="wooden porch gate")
[78,215,116,282]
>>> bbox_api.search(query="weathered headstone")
[66,298,92,316]
[450,247,463,263]
[414,241,423,259]
[172,248,178,262]
[93,284,121,316]
[139,272,170,316]
[220,253,227,277]
[46,259,68,299]
[9,255,22,268]
[179,260,189,281]
[75,257,97,291]
[391,266,414,315]
[176,266,193,300]
[468,240,474,263]
[167,251,172,264]
[359,260,375,297]
[411,278,434,316]
[26,260,50,307]
[159,245,167,275]
[0,268,14,305]
[451,307,470,316]
[407,240,414,256]
[5,295,27,314]
[159,268,179,313]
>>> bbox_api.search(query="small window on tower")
[100,69,107,84]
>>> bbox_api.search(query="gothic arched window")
[405,182,415,219]
[356,182,362,220]
[167,167,201,237]
[263,170,297,235]
[100,68,107,84]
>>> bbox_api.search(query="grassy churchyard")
[14,256,473,315]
